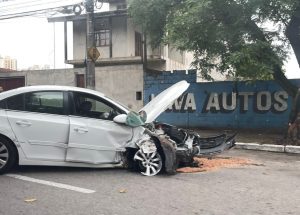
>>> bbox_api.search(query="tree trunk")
[286,6,300,68]
[283,6,300,132]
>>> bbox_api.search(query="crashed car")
[0,81,235,176]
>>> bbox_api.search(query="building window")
[136,91,142,101]
[95,19,110,47]
[95,29,110,47]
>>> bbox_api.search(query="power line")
[0,0,84,20]
[0,0,82,14]
[1,0,63,13]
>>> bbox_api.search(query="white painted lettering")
[206,93,220,111]
[222,92,236,111]
[257,91,271,111]
[274,91,288,111]
[239,92,254,111]
[184,93,197,111]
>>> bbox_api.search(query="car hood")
[140,80,190,123]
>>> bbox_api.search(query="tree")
[129,0,300,126]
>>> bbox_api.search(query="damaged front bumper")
[154,123,236,173]
[196,133,236,156]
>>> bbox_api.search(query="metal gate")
[0,77,25,92]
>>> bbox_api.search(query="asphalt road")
[0,149,300,215]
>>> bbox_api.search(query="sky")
[0,0,107,70]
[0,0,299,78]
[0,17,67,69]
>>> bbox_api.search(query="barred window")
[95,19,110,47]
[95,29,110,47]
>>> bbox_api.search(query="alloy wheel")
[0,141,9,170]
[134,150,162,176]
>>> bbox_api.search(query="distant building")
[0,56,17,70]
[48,0,193,72]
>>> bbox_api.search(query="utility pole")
[85,0,95,89]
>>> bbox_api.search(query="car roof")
[0,85,105,100]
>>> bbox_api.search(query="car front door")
[66,91,133,164]
[5,91,69,161]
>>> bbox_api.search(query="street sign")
[88,47,100,62]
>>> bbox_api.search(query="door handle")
[16,120,32,127]
[74,127,88,133]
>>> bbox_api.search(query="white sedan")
[0,81,235,176]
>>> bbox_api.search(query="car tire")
[0,137,17,174]
[134,148,165,176]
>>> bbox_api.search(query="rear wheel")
[0,138,17,174]
[134,150,163,176]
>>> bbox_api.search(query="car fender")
[152,135,177,174]
[0,111,18,144]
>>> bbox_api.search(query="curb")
[235,142,300,154]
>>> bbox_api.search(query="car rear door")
[66,91,133,164]
[5,91,69,161]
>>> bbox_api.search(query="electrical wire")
[0,0,72,13]
[0,0,83,17]
[0,0,107,20]
[0,0,83,10]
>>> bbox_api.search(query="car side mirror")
[113,114,127,124]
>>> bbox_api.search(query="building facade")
[48,0,193,71]
[0,56,17,70]
[46,0,197,110]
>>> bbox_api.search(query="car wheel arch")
[0,133,19,166]
[152,135,177,175]
[150,136,166,161]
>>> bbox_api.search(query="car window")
[25,91,64,115]
[0,100,6,109]
[6,94,24,111]
[72,92,121,120]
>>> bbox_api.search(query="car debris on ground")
[177,157,252,173]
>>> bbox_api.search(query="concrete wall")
[144,70,295,130]
[0,69,78,86]
[95,64,144,111]
[25,69,78,86]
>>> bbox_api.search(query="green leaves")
[129,0,299,81]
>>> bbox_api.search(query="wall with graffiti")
[144,70,299,129]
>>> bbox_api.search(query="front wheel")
[134,150,163,176]
[0,138,17,174]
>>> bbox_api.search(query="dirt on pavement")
[177,156,253,173]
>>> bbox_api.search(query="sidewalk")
[195,128,300,154]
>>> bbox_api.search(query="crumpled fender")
[156,135,177,175]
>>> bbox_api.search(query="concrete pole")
[85,0,95,90]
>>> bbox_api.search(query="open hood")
[140,80,190,123]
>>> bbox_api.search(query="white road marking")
[5,174,96,194]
